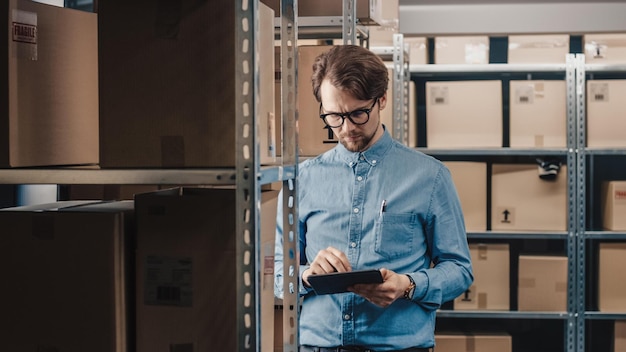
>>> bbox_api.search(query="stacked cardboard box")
[435,333,512,352]
[443,161,487,231]
[491,164,568,232]
[518,255,568,311]
[0,200,135,351]
[599,243,626,312]
[586,80,626,148]
[1,0,98,167]
[509,80,567,148]
[434,36,490,64]
[426,80,502,148]
[583,33,626,64]
[602,181,626,230]
[135,187,279,352]
[508,34,570,64]
[454,243,510,310]
[98,0,276,167]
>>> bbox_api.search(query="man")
[274,45,473,352]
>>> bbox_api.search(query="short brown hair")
[311,45,389,103]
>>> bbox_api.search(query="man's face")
[319,80,386,152]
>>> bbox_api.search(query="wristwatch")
[404,274,416,300]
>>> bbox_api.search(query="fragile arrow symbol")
[502,209,511,223]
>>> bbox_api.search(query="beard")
[338,121,381,152]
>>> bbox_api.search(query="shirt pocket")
[374,212,418,258]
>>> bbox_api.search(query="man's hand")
[302,246,351,287]
[348,268,412,307]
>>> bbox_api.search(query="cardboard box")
[0,200,135,351]
[264,0,394,26]
[491,163,568,231]
[1,0,98,167]
[64,184,162,200]
[518,255,568,311]
[135,187,279,352]
[434,36,490,64]
[508,34,570,64]
[406,37,429,65]
[297,45,336,157]
[98,0,275,167]
[426,80,502,148]
[443,162,487,231]
[599,243,626,312]
[455,243,509,310]
[584,33,626,64]
[435,333,512,352]
[587,80,626,148]
[602,181,626,231]
[616,320,626,352]
[509,80,567,148]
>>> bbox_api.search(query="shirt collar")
[337,125,394,168]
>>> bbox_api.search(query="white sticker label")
[144,255,193,307]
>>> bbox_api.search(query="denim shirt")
[274,129,473,350]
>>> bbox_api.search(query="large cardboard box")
[0,200,135,352]
[509,80,567,148]
[435,333,512,352]
[434,36,490,64]
[135,187,279,352]
[584,33,626,64]
[455,243,509,310]
[602,181,626,231]
[1,0,98,167]
[518,255,568,311]
[599,243,626,312]
[491,163,568,231]
[508,34,570,64]
[443,162,487,231]
[616,320,626,352]
[63,184,162,201]
[586,80,626,148]
[426,80,502,148]
[264,0,394,26]
[98,1,275,167]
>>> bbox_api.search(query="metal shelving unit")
[0,1,299,351]
[576,55,626,352]
[410,56,580,352]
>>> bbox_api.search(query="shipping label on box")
[443,162,487,231]
[491,163,567,231]
[434,36,489,64]
[599,243,626,312]
[454,243,509,310]
[509,80,567,148]
[518,255,568,311]
[587,80,626,148]
[426,80,502,148]
[508,34,569,64]
[584,33,626,64]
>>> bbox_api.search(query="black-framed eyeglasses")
[319,98,379,128]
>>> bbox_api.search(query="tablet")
[307,269,384,295]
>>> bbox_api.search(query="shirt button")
[344,314,351,320]
[357,176,363,181]
[353,208,359,213]
[372,160,377,164]
[350,242,357,248]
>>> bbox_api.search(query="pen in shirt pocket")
[379,199,387,217]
